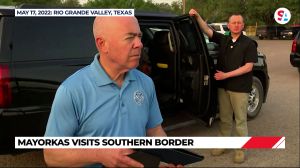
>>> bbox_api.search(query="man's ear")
[96,36,108,53]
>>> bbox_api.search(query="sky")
[79,0,177,5]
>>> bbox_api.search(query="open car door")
[173,15,217,126]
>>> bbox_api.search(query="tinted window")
[177,18,203,71]
[178,21,199,53]
[0,17,3,52]
[277,26,286,31]
[211,25,220,31]
[222,25,229,31]
[13,17,97,61]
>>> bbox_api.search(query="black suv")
[0,5,269,150]
[256,25,286,40]
[280,28,293,40]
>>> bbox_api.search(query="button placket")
[119,93,127,114]
[119,80,130,115]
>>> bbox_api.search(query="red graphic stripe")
[242,137,283,149]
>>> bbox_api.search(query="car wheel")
[247,76,263,119]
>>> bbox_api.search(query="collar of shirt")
[90,54,136,87]
[228,32,244,43]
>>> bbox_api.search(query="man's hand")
[188,9,200,18]
[188,8,213,38]
[214,63,254,81]
[98,149,144,167]
[214,70,228,80]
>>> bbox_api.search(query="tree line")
[1,0,299,26]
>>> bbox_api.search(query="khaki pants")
[218,88,248,136]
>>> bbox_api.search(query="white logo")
[133,90,144,105]
[274,8,291,24]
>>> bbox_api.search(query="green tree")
[85,0,132,8]
[184,0,244,24]
[185,0,299,25]
[61,0,81,7]
[247,0,300,26]
[0,0,81,7]
[0,0,15,5]
[12,0,62,6]
[3,0,297,26]
[84,0,176,13]
[170,1,181,14]
[247,0,280,25]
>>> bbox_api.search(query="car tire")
[247,76,264,119]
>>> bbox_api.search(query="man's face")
[106,17,143,71]
[227,15,244,35]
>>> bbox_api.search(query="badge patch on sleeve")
[133,90,144,105]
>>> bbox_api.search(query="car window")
[176,18,204,71]
[178,24,198,53]
[222,25,229,31]
[211,25,220,31]
[139,25,175,75]
[12,17,97,61]
[292,27,300,32]
[203,34,209,43]
[0,17,3,51]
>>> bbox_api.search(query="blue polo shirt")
[45,55,163,137]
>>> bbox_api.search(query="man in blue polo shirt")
[44,16,167,167]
